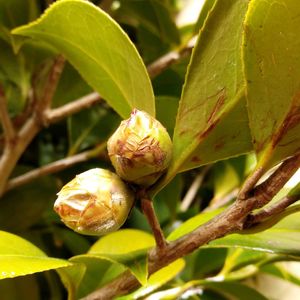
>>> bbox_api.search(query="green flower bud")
[107,109,172,186]
[54,168,134,236]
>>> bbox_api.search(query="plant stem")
[81,152,300,300]
[0,56,65,197]
[45,92,102,123]
[5,142,106,191]
[0,85,15,143]
[141,197,168,251]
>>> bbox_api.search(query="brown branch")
[45,92,102,124]
[147,37,196,78]
[82,152,300,300]
[5,143,106,192]
[0,85,16,142]
[245,194,299,227]
[141,197,168,251]
[237,166,264,200]
[36,55,65,125]
[0,56,65,197]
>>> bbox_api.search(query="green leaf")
[167,209,222,241]
[88,229,155,254]
[194,0,217,33]
[155,175,182,220]
[52,63,92,108]
[0,0,40,29]
[243,0,300,167]
[0,39,30,115]
[12,0,155,118]
[203,282,268,300]
[79,229,156,285]
[67,107,120,155]
[0,231,72,279]
[69,256,125,298]
[262,263,300,287]
[160,0,252,189]
[156,96,179,136]
[57,263,86,300]
[118,0,180,45]
[116,259,185,300]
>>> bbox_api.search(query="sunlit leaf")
[72,230,156,285]
[158,0,252,192]
[116,259,185,300]
[244,0,300,167]
[0,231,72,279]
[12,0,155,118]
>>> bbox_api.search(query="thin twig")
[147,37,197,78]
[237,166,264,200]
[180,166,210,212]
[36,55,65,125]
[0,56,65,197]
[45,92,102,124]
[82,152,300,300]
[141,197,168,251]
[5,143,106,192]
[245,194,299,226]
[0,85,15,142]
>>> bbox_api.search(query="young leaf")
[159,0,252,190]
[77,229,156,285]
[0,231,72,279]
[244,0,300,167]
[12,0,155,118]
[116,259,185,300]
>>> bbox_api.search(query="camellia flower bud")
[107,109,172,186]
[54,168,134,236]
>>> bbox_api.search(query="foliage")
[0,0,300,299]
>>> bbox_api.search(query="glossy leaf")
[244,0,300,167]
[116,259,185,300]
[167,209,222,241]
[12,0,155,118]
[57,263,86,300]
[79,230,156,285]
[194,0,217,33]
[161,0,252,188]
[0,231,72,279]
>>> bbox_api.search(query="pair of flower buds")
[54,109,172,235]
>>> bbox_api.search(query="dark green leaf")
[118,0,180,45]
[0,173,57,232]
